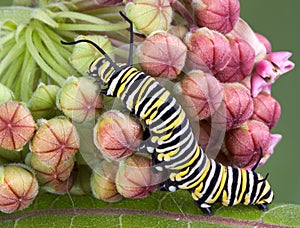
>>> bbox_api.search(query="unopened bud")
[179,70,223,119]
[94,110,142,160]
[116,154,161,198]
[125,0,173,35]
[215,37,255,82]
[0,83,14,103]
[224,120,270,168]
[28,83,61,120]
[0,101,35,150]
[26,152,75,194]
[251,93,281,129]
[138,31,187,79]
[91,160,122,202]
[69,35,114,75]
[57,76,103,123]
[30,117,79,166]
[184,28,231,74]
[193,0,240,34]
[213,83,253,130]
[0,164,38,213]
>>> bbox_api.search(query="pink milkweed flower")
[251,51,295,97]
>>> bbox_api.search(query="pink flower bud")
[255,33,272,53]
[251,93,281,129]
[268,51,295,75]
[198,120,211,150]
[184,28,231,74]
[0,101,35,150]
[179,70,223,119]
[125,0,173,35]
[30,117,80,166]
[0,164,39,213]
[224,120,270,168]
[94,110,143,160]
[138,31,187,79]
[215,37,255,82]
[213,83,253,130]
[116,154,161,198]
[193,0,240,34]
[26,152,75,194]
[91,160,122,202]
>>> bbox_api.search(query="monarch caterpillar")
[61,12,274,216]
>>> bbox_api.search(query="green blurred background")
[0,0,299,204]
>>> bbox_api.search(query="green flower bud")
[69,165,91,195]
[28,83,61,120]
[0,83,14,103]
[125,0,173,35]
[57,76,103,123]
[0,164,38,213]
[91,160,122,202]
[69,35,114,75]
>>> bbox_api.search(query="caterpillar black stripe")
[61,12,274,216]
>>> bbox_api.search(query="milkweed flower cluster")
[0,0,294,213]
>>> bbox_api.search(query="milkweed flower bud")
[28,83,61,120]
[0,164,38,213]
[125,0,173,35]
[91,160,122,202]
[57,76,103,123]
[30,117,80,166]
[26,152,75,195]
[255,33,272,53]
[178,70,223,119]
[168,25,188,40]
[0,101,35,150]
[213,83,253,130]
[0,83,14,103]
[116,154,161,198]
[198,120,211,150]
[138,31,187,79]
[94,110,143,160]
[69,35,114,75]
[193,0,240,34]
[184,28,231,74]
[251,93,281,129]
[224,120,270,169]
[215,37,255,82]
[251,51,295,97]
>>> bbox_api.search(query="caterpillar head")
[88,57,116,84]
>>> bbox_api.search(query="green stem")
[0,31,15,46]
[0,38,25,76]
[0,39,15,61]
[26,22,65,85]
[20,49,36,102]
[82,5,124,16]
[52,11,112,25]
[1,53,24,91]
[35,22,78,75]
[57,22,128,31]
[32,30,70,77]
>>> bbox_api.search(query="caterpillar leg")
[194,201,212,216]
[257,203,269,211]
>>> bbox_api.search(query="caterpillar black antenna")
[60,39,119,70]
[251,147,264,171]
[119,11,134,66]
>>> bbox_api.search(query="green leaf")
[0,191,299,227]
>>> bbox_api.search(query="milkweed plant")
[0,0,295,213]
